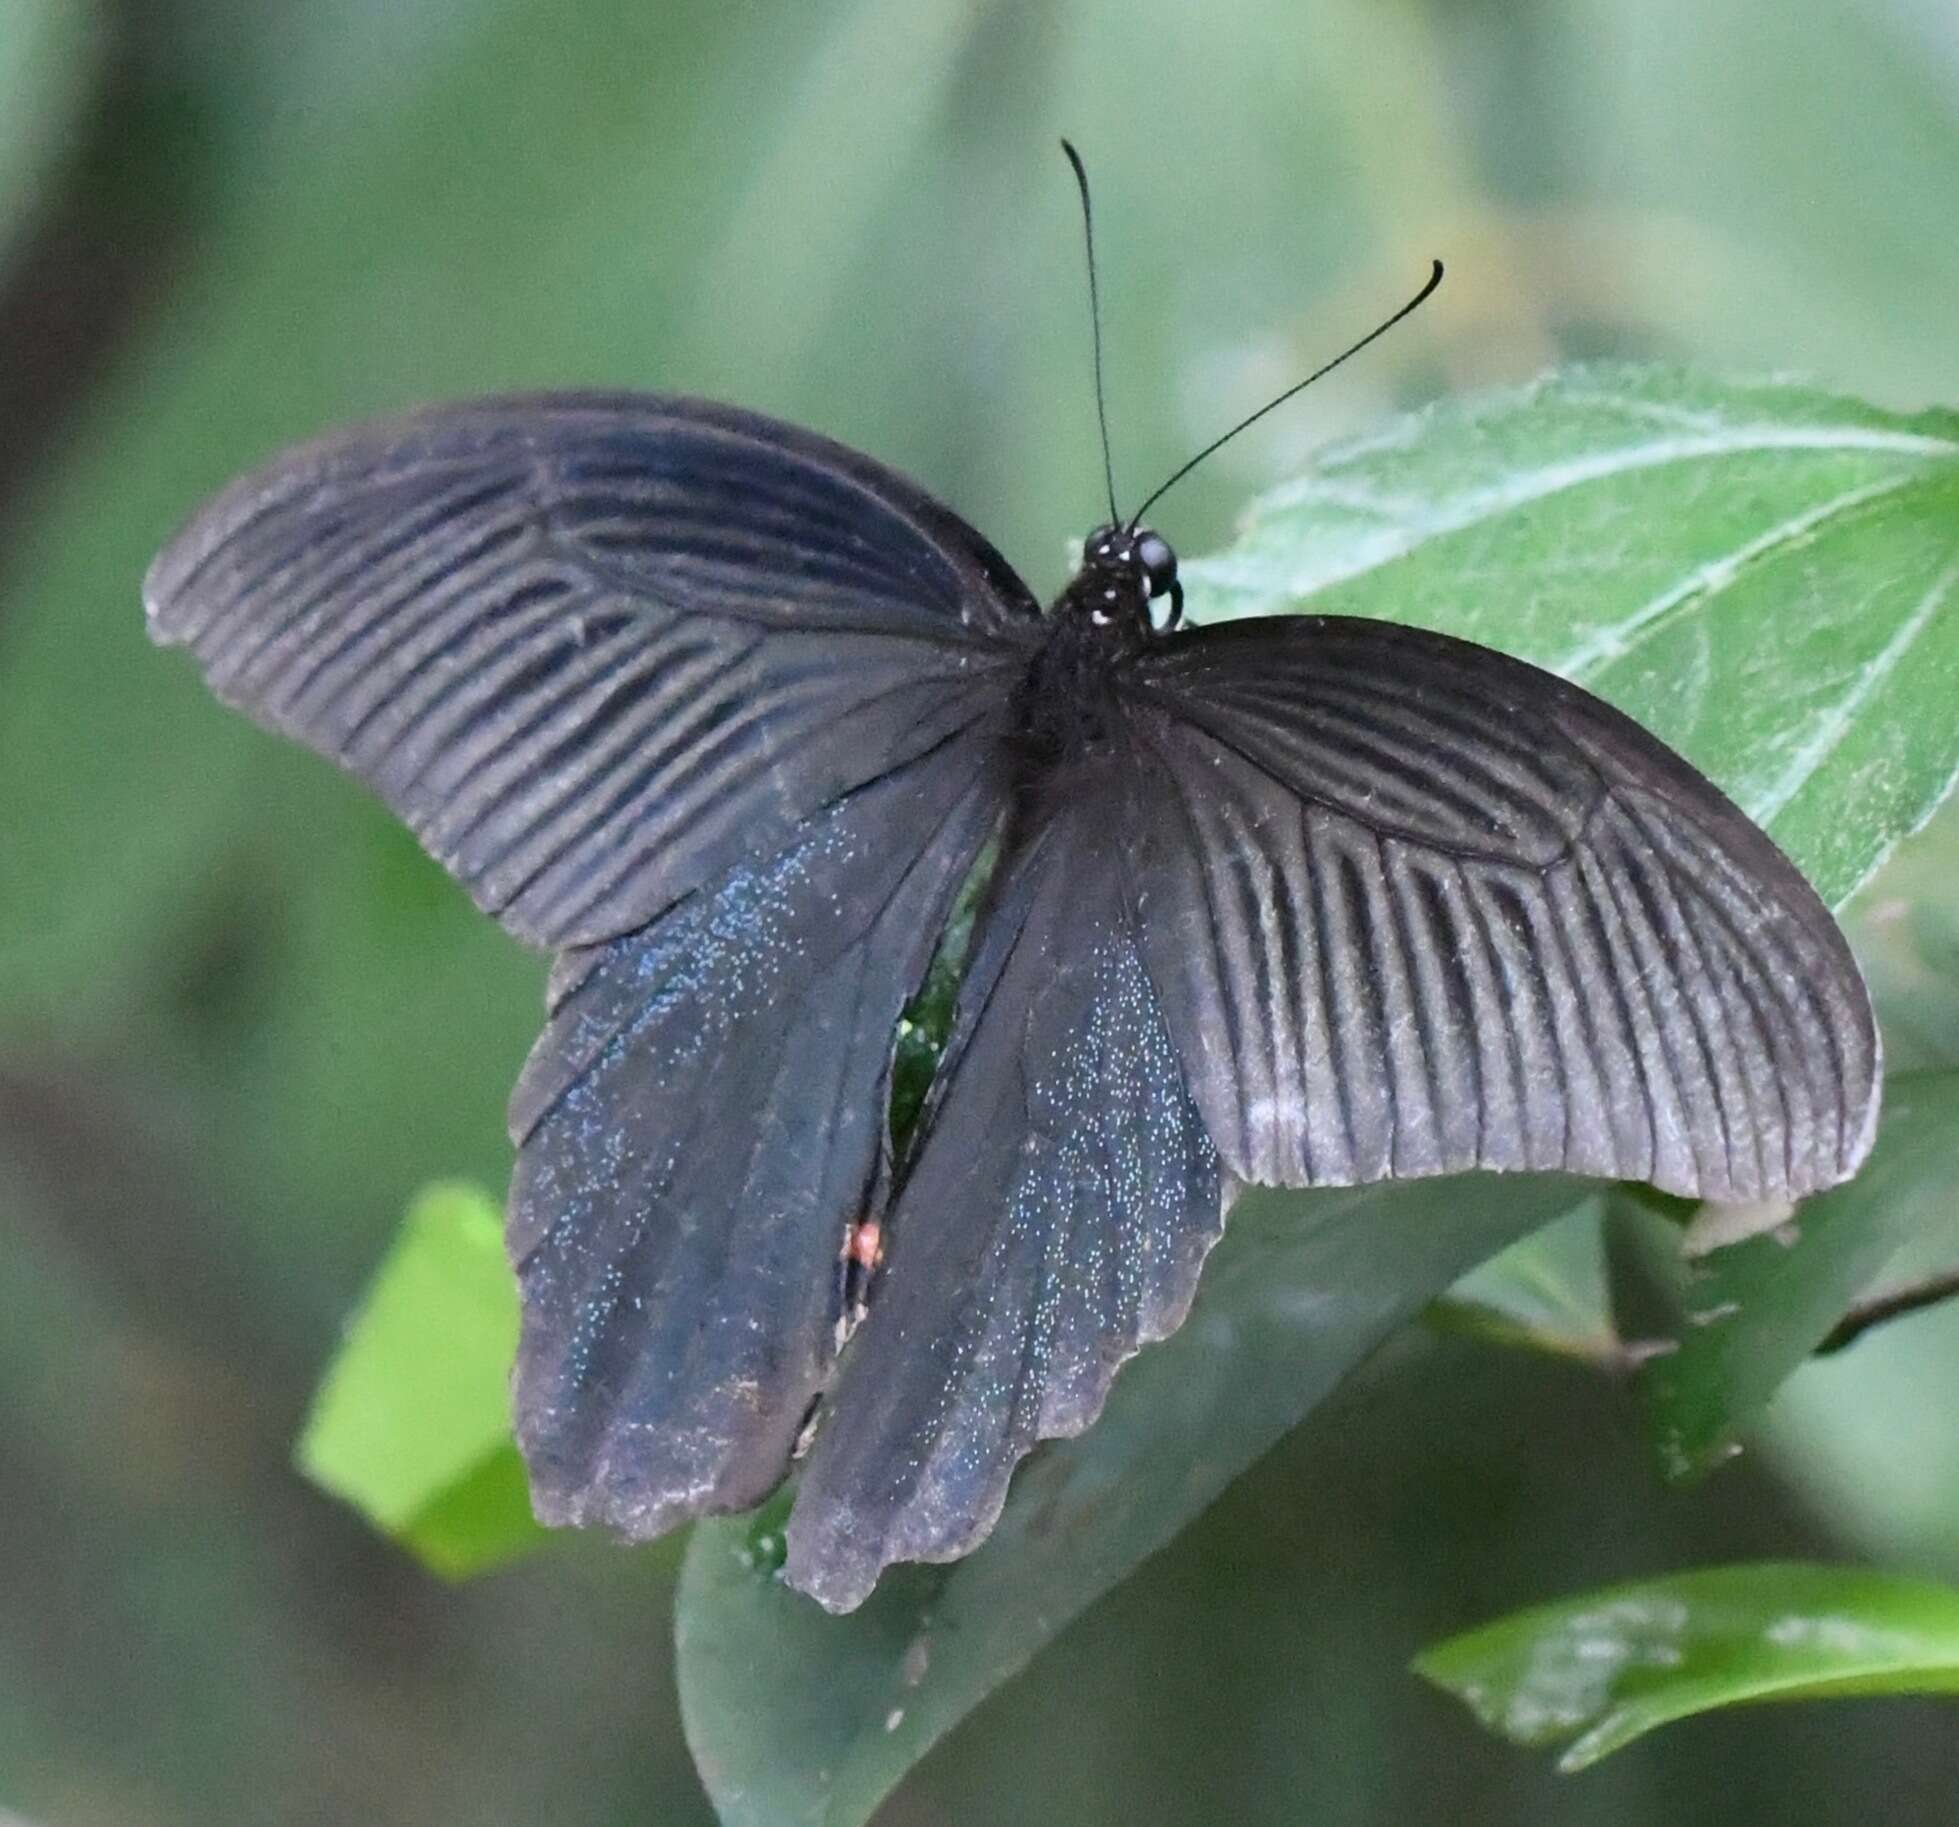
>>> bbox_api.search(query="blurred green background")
[3,0,1958,1821]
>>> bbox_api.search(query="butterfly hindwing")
[144,392,1039,949]
[1122,615,1880,1203]
[785,779,1225,1612]
[507,729,1006,1536]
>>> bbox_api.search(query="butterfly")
[144,155,1878,1614]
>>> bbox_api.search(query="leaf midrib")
[1187,419,1959,607]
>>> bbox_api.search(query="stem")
[1814,1268,1959,1356]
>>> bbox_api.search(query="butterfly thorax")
[1013,524,1178,767]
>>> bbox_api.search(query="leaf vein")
[1753,554,1959,824]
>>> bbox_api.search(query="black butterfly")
[144,175,1877,1613]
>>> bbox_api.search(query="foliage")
[298,366,1959,1819]
[296,1183,547,1576]
[8,2,1959,1822]
[1641,1073,1959,1481]
[1417,1563,1959,1769]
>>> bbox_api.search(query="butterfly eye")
[1135,531,1176,596]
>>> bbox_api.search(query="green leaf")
[676,1173,1589,1827]
[1415,1562,1959,1770]
[1184,365,1959,907]
[1640,1071,1959,1482]
[398,1440,552,1580]
[1745,796,1959,1573]
[296,1182,546,1577]
[1851,792,1959,1075]
[1428,1200,1620,1366]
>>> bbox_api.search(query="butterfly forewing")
[143,393,1039,949]
[1122,615,1880,1202]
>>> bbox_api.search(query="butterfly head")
[1070,524,1182,637]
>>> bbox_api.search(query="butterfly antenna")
[1127,258,1444,530]
[1061,138,1122,527]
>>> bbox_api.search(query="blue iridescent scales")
[144,392,1877,1611]
[786,802,1223,1609]
[507,739,1000,1554]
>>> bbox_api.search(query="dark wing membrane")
[1123,616,1880,1203]
[145,392,1038,948]
[507,728,1004,1537]
[785,784,1224,1613]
